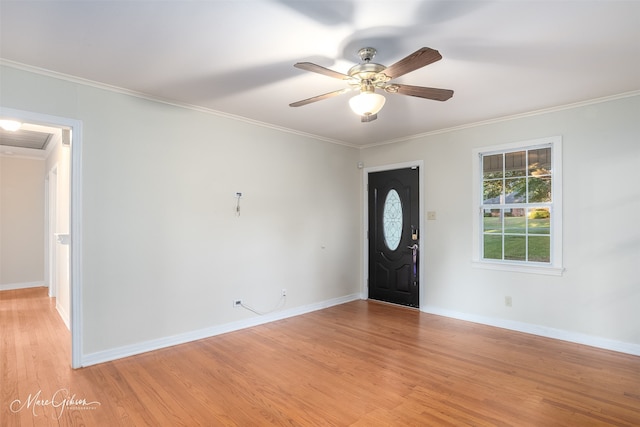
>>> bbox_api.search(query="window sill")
[472,260,564,276]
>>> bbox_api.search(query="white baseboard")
[422,305,640,357]
[0,281,45,291]
[81,293,362,367]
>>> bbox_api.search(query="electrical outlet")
[281,288,287,297]
[505,296,512,307]
[233,299,242,308]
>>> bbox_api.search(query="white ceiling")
[1,0,639,147]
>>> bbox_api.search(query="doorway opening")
[0,107,83,368]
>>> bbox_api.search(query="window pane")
[504,235,526,261]
[528,208,550,234]
[505,151,526,177]
[504,208,526,234]
[483,235,502,259]
[483,209,502,233]
[528,236,550,262]
[505,177,526,203]
[483,154,503,179]
[483,180,503,204]
[528,176,551,202]
[529,148,551,176]
[382,189,403,250]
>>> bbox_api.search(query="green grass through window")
[483,217,550,262]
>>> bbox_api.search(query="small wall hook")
[235,192,242,216]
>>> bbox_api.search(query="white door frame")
[362,160,425,309]
[1,107,83,368]
[45,165,58,298]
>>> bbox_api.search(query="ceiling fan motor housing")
[349,47,388,84]
[348,62,386,80]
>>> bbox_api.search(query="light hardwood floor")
[2,287,639,426]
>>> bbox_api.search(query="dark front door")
[368,167,420,307]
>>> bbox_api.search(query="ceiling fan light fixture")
[349,92,386,117]
[0,119,22,131]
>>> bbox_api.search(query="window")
[472,137,563,275]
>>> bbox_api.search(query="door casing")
[362,160,424,309]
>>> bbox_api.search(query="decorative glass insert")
[383,189,403,250]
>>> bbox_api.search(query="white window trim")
[471,136,564,276]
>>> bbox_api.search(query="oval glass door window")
[383,189,403,250]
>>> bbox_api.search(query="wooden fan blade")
[393,84,454,101]
[294,62,350,80]
[382,47,443,79]
[289,88,350,107]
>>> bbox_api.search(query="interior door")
[368,167,420,307]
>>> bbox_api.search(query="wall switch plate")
[427,211,437,220]
[505,296,512,307]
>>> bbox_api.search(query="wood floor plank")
[2,288,640,426]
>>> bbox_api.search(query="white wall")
[3,63,637,362]
[0,155,45,287]
[361,94,640,350]
[1,65,362,358]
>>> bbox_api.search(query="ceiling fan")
[290,47,454,122]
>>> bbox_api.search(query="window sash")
[480,144,553,263]
[481,206,552,263]
[472,137,563,275]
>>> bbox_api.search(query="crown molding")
[360,89,640,149]
[0,59,357,149]
[2,59,637,151]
